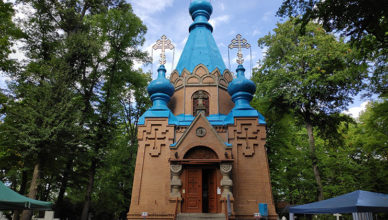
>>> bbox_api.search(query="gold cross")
[152,35,174,65]
[229,34,251,65]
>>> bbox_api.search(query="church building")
[127,0,277,219]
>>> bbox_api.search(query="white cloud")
[217,42,226,49]
[130,0,174,19]
[133,60,143,71]
[179,36,188,48]
[209,15,230,28]
[252,29,261,36]
[13,2,34,23]
[220,2,226,11]
[343,101,369,119]
[261,11,274,22]
[228,30,236,36]
[260,46,268,59]
[9,41,27,62]
[0,74,11,90]
[212,0,226,11]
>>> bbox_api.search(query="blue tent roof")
[289,190,388,214]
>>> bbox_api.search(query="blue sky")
[0,0,370,118]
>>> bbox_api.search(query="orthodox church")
[127,0,277,219]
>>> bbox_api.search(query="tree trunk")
[305,122,324,201]
[80,160,96,220]
[57,158,72,205]
[13,170,28,220]
[21,163,40,220]
[55,158,73,219]
[12,211,21,220]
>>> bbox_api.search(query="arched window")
[184,146,218,159]
[192,90,209,116]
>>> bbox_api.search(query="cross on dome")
[152,35,174,65]
[229,34,251,65]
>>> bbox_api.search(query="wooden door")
[207,169,217,213]
[185,168,202,212]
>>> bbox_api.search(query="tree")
[0,0,148,219]
[253,95,388,211]
[339,100,388,196]
[1,65,81,220]
[254,19,368,200]
[91,74,151,219]
[0,0,23,72]
[76,6,147,220]
[277,0,388,97]
[277,0,387,47]
[356,99,388,162]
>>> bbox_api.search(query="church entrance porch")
[182,166,220,213]
[170,146,234,215]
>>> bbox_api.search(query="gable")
[170,113,230,160]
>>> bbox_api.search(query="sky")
[0,0,371,118]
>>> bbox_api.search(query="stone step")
[176,213,226,220]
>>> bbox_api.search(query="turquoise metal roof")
[147,65,174,97]
[175,0,226,74]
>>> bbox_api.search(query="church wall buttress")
[128,118,176,218]
[227,118,277,218]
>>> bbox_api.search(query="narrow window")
[192,90,209,116]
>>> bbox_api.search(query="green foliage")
[256,18,367,129]
[254,18,368,200]
[0,0,150,219]
[263,113,317,205]
[277,0,388,97]
[0,0,23,72]
[257,99,388,208]
[277,0,388,47]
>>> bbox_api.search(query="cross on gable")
[229,34,251,65]
[152,35,175,65]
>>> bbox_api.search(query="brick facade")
[127,65,277,219]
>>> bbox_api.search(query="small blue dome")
[147,65,175,97]
[228,65,256,96]
[189,0,213,20]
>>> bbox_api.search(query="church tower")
[127,0,277,219]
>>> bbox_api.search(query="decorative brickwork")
[229,120,266,157]
[138,120,174,157]
[169,64,233,90]
[175,126,187,133]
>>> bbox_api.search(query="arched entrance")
[181,146,221,213]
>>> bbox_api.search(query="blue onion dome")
[189,0,213,20]
[228,65,256,97]
[147,65,174,97]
